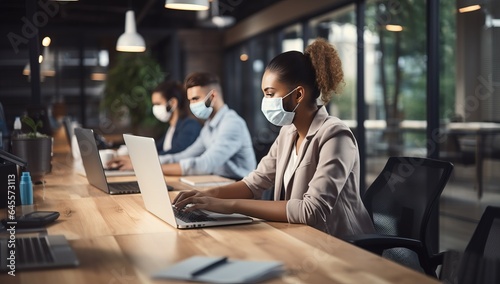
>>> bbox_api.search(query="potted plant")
[101,53,165,136]
[11,115,52,183]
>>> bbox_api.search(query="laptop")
[0,234,79,271]
[123,134,253,229]
[74,127,135,178]
[74,128,140,194]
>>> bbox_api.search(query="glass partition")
[307,5,357,121]
[364,0,427,183]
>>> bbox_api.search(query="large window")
[308,5,357,121]
[282,24,303,52]
[364,0,428,181]
[223,0,469,191]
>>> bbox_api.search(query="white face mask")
[261,86,300,126]
[190,91,214,120]
[152,102,174,123]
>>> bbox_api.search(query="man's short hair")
[185,72,220,89]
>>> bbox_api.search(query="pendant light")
[40,46,56,77]
[116,10,146,52]
[23,37,55,78]
[197,0,234,29]
[211,0,235,28]
[165,0,209,11]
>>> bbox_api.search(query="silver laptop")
[123,134,253,229]
[0,234,79,271]
[75,128,140,194]
[74,127,135,178]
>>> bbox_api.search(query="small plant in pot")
[11,116,53,184]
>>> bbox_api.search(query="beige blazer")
[243,106,375,237]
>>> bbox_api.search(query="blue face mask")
[190,90,214,120]
[261,86,300,126]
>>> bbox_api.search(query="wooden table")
[0,128,438,283]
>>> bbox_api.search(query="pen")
[191,257,228,277]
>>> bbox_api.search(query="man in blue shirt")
[159,72,256,179]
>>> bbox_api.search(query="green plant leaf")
[21,115,44,138]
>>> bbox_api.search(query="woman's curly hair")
[265,38,345,105]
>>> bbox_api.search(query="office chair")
[440,206,500,283]
[345,157,454,277]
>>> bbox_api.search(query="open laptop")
[123,134,253,229]
[75,128,140,194]
[74,127,135,178]
[0,234,79,271]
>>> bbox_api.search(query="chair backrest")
[465,206,500,259]
[363,157,454,253]
[444,206,500,283]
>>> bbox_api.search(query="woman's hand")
[173,190,234,214]
[107,155,133,171]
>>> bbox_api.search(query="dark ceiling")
[0,0,283,31]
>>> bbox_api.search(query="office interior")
[1,0,499,267]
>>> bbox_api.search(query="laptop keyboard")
[108,182,140,193]
[14,237,55,265]
[173,207,216,223]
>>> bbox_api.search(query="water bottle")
[12,116,22,138]
[20,172,33,205]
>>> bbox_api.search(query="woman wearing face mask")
[173,38,375,237]
[151,80,202,155]
[110,81,201,170]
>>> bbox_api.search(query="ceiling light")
[42,37,51,47]
[385,24,403,32]
[116,10,146,52]
[211,0,234,28]
[40,46,55,76]
[23,63,31,76]
[91,72,107,81]
[23,49,55,77]
[165,0,209,11]
[459,4,481,13]
[240,53,248,62]
[197,0,235,28]
[212,16,235,27]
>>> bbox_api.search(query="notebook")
[180,175,234,187]
[152,256,284,283]
[74,128,140,194]
[123,134,253,229]
[0,234,79,272]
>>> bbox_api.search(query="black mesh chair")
[345,157,454,277]
[441,206,500,283]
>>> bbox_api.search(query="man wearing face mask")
[158,72,256,179]
[108,80,201,170]
[151,80,202,155]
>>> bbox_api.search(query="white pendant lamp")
[23,39,55,78]
[40,46,56,76]
[211,0,235,28]
[165,0,209,11]
[116,10,146,52]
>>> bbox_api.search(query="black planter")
[11,136,53,182]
